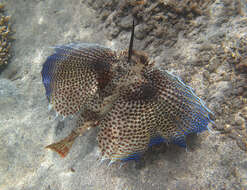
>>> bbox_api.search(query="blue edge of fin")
[121,115,214,162]
[41,56,57,102]
[41,44,99,102]
[41,48,67,102]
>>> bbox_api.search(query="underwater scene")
[0,0,247,189]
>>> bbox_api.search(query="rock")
[108,26,120,39]
[209,81,231,102]
[117,15,132,30]
[135,23,152,40]
[208,57,221,73]
[236,159,247,189]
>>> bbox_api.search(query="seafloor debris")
[212,32,247,151]
[227,34,247,74]
[0,3,13,71]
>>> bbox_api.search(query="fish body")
[41,42,214,162]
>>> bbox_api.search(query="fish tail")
[46,130,79,158]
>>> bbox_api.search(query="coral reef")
[85,0,216,48]
[0,3,12,71]
[223,34,247,74]
[219,33,247,151]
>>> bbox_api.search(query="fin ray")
[41,43,117,116]
[46,131,78,158]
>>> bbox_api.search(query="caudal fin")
[46,131,78,158]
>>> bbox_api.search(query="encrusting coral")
[0,3,13,71]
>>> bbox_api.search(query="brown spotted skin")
[97,81,159,160]
[97,66,214,161]
[42,44,214,162]
[41,43,118,116]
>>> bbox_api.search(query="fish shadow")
[141,133,202,168]
[111,133,204,179]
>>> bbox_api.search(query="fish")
[41,20,214,162]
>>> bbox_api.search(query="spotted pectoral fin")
[149,68,214,148]
[162,69,214,134]
[41,43,118,116]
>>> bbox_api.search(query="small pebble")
[208,57,221,73]
[224,124,232,133]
